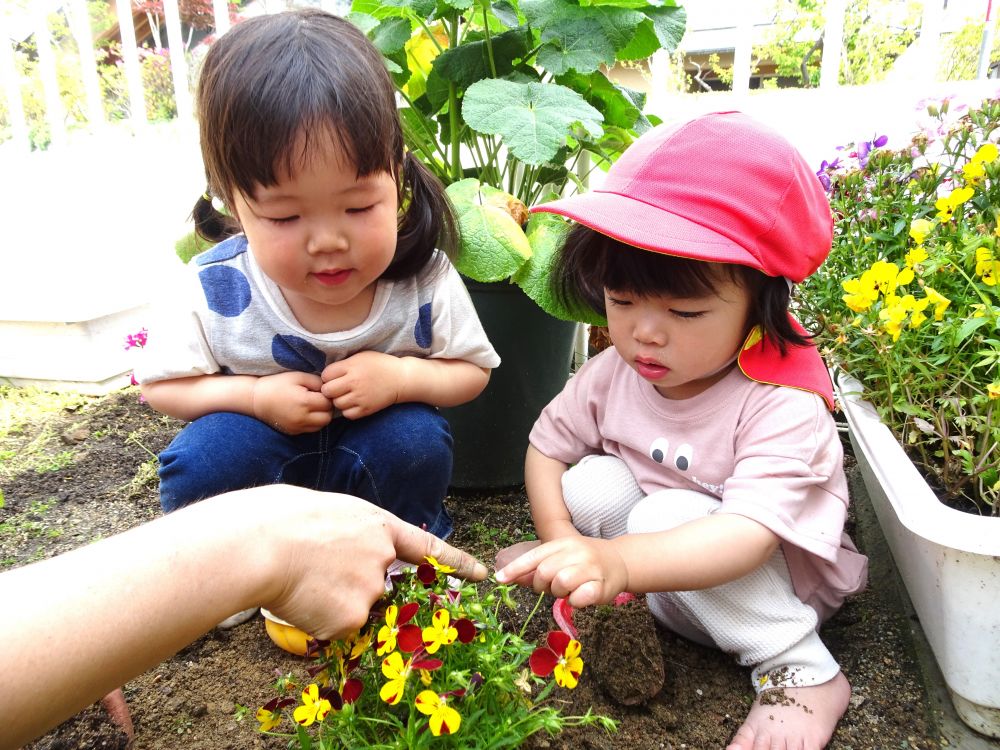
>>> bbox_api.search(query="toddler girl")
[136,10,499,545]
[496,112,868,750]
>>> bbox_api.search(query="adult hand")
[495,535,630,609]
[252,371,333,434]
[258,486,486,640]
[320,351,404,419]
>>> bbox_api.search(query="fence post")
[116,0,147,129]
[820,0,845,89]
[0,14,30,151]
[732,1,753,95]
[68,0,105,130]
[212,0,231,36]
[162,0,193,121]
[978,0,995,80]
[31,4,66,147]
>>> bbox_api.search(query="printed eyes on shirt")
[648,437,694,472]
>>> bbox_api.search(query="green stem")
[519,591,546,639]
[481,2,498,78]
[447,17,461,183]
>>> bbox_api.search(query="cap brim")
[532,190,762,269]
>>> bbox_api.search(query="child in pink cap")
[496,111,868,750]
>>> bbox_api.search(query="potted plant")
[799,96,1000,738]
[350,0,687,487]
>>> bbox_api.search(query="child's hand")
[320,351,403,419]
[252,371,333,434]
[495,536,630,608]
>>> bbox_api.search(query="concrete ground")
[848,467,1000,749]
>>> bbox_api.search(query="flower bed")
[801,95,1000,514]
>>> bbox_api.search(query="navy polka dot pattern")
[414,302,433,348]
[272,334,327,374]
[199,266,252,317]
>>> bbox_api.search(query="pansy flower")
[530,630,584,689]
[377,602,420,655]
[935,185,974,222]
[415,689,464,736]
[255,697,293,732]
[908,218,934,246]
[379,650,443,705]
[422,609,459,654]
[293,683,332,726]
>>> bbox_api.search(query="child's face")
[232,132,399,330]
[605,276,753,400]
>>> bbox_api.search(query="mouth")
[313,269,352,286]
[634,357,669,380]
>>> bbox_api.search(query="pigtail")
[754,277,813,354]
[191,190,240,244]
[383,152,458,280]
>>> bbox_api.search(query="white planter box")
[836,373,1000,738]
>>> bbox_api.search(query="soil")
[1,388,947,749]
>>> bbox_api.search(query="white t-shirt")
[135,236,500,383]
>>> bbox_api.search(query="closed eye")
[266,215,299,225]
[347,204,376,214]
[670,309,706,319]
[606,296,632,307]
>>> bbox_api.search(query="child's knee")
[561,455,643,539]
[626,488,721,534]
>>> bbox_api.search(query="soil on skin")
[2,389,945,749]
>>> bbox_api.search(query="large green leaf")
[446,179,532,281]
[646,5,686,52]
[370,17,412,55]
[556,70,645,130]
[431,29,531,92]
[514,212,607,324]
[462,79,603,165]
[536,16,616,74]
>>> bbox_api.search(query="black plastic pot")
[441,279,577,490]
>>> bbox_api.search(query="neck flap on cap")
[736,315,835,411]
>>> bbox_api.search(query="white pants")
[562,455,840,692]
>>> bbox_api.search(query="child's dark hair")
[190,9,455,279]
[553,224,811,353]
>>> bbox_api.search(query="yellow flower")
[975,142,999,163]
[415,690,462,736]
[293,684,332,727]
[422,609,458,654]
[842,277,877,312]
[923,285,952,320]
[425,555,456,574]
[380,652,413,705]
[988,382,1000,399]
[908,218,935,245]
[905,245,929,267]
[878,302,908,341]
[553,638,584,689]
[975,247,1000,285]
[256,706,282,732]
[935,186,974,221]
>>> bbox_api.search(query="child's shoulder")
[192,235,249,267]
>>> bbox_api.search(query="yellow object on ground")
[261,608,311,656]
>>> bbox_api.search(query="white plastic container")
[837,373,1000,738]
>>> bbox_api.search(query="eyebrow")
[252,178,384,205]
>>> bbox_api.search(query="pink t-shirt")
[529,349,868,619]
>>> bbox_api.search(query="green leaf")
[616,17,660,60]
[536,14,616,75]
[462,79,603,165]
[370,17,412,55]
[556,70,644,130]
[347,11,379,35]
[431,29,530,91]
[645,5,686,53]
[492,0,522,27]
[956,315,991,343]
[446,179,532,281]
[514,212,608,324]
[443,0,475,9]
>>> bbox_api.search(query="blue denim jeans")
[157,403,454,537]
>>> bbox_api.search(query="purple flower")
[124,328,148,350]
[855,135,888,168]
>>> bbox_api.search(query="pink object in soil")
[552,592,637,638]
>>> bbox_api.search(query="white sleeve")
[132,266,221,384]
[428,265,501,369]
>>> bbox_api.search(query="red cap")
[532,111,832,283]
[533,111,835,408]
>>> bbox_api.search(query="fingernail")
[495,568,509,583]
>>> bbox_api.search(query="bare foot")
[726,671,850,750]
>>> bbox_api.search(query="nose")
[633,310,667,346]
[306,220,348,255]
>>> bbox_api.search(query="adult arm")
[0,485,486,750]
